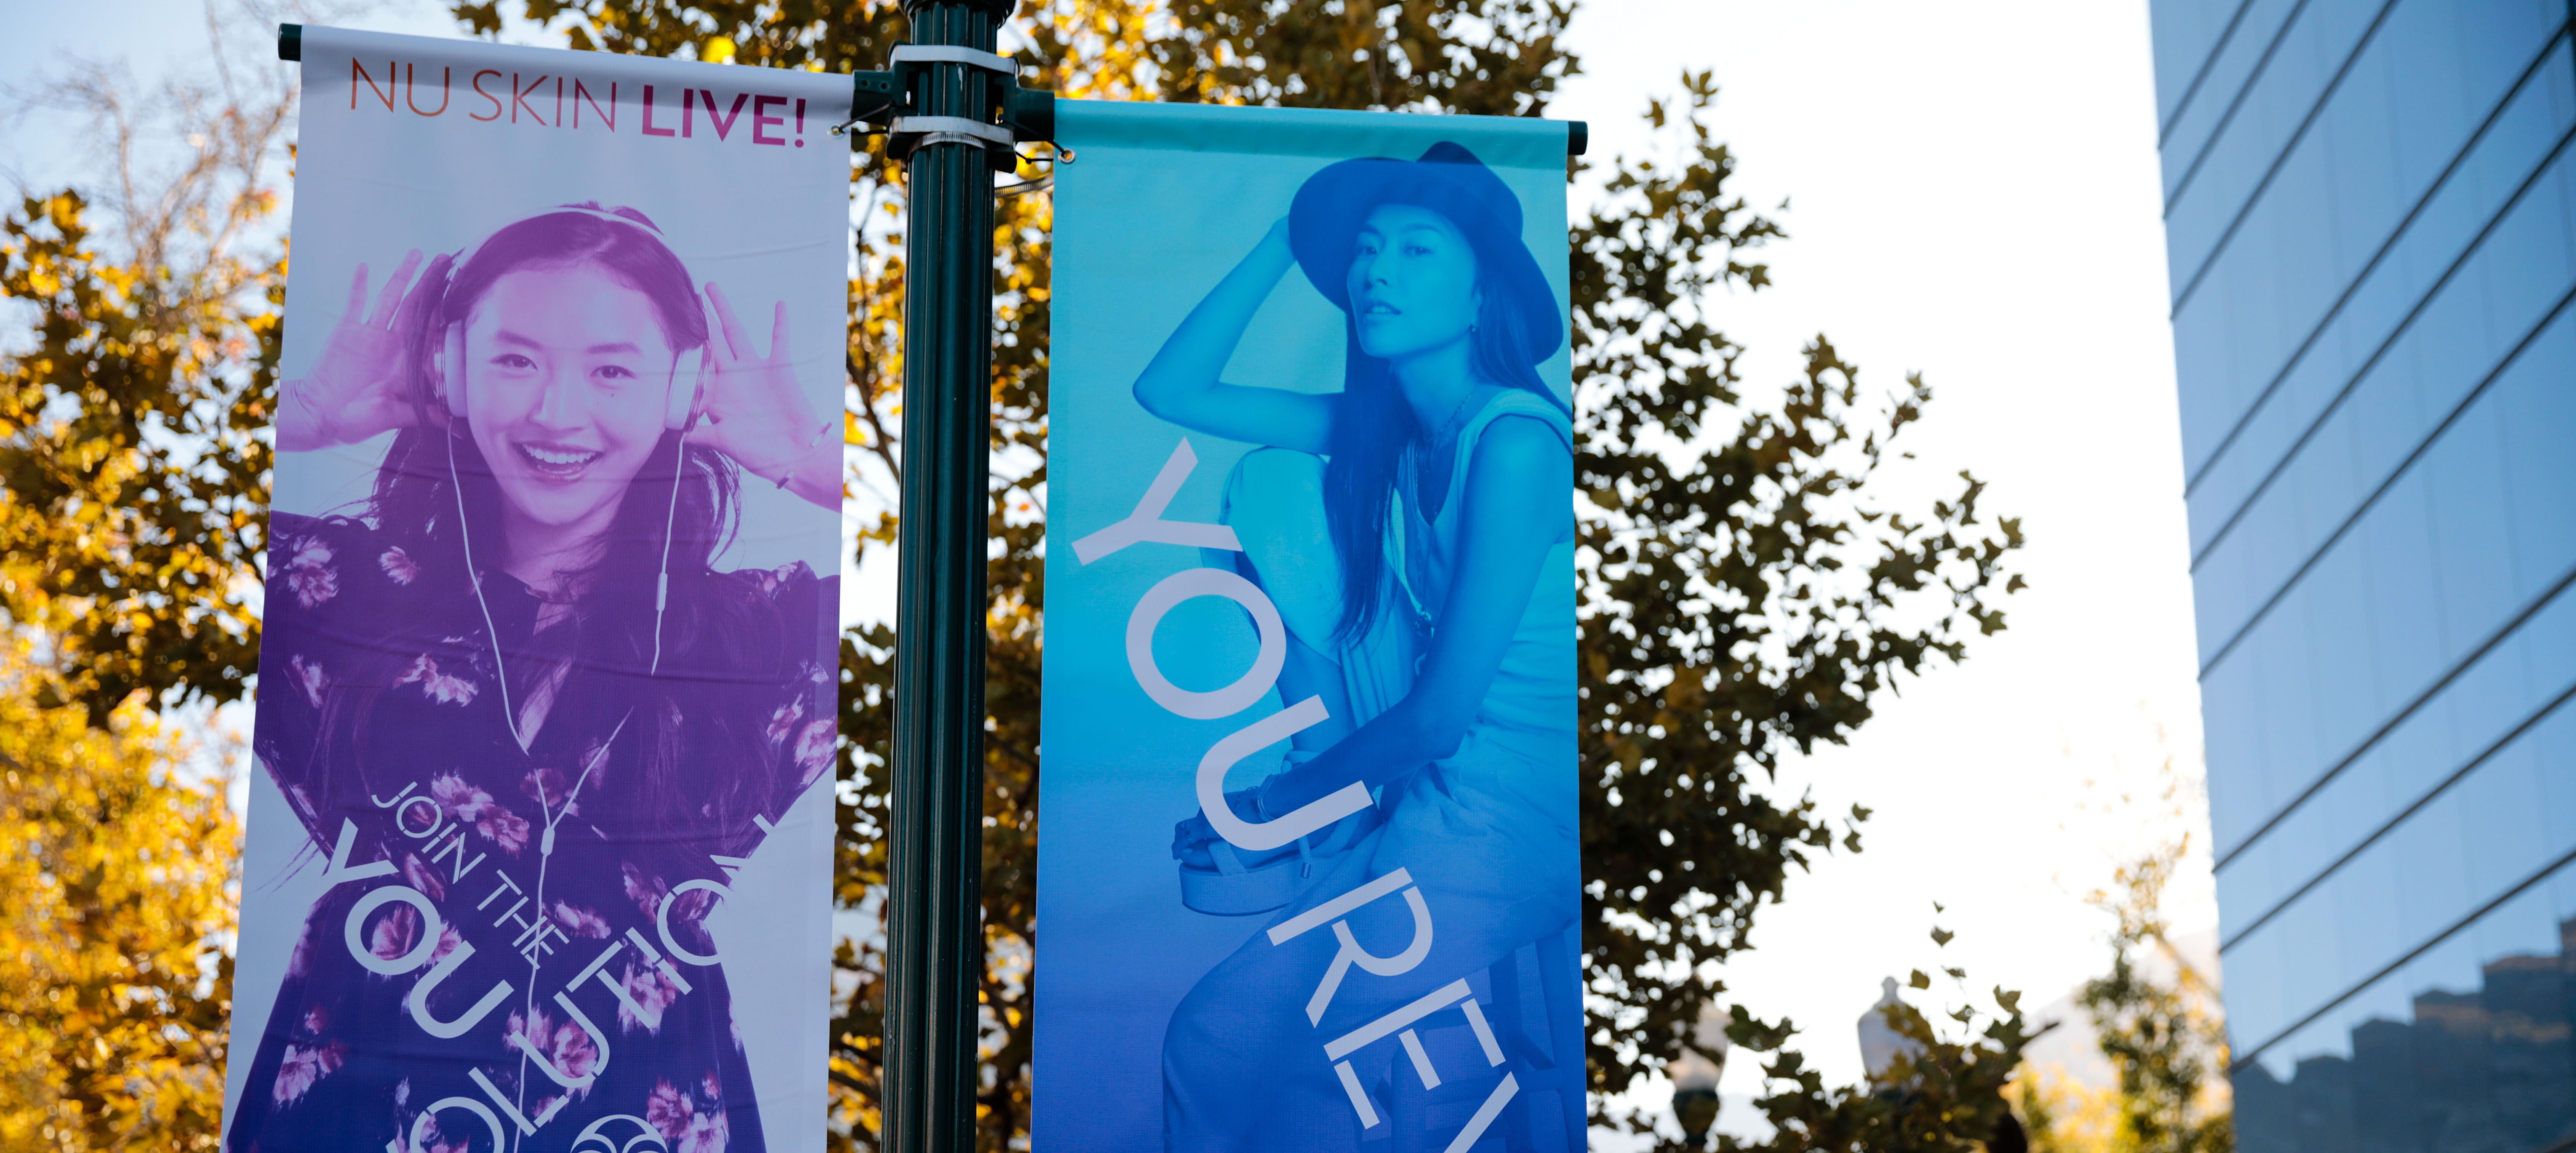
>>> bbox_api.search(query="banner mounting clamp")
[840,37,1052,171]
[887,44,1020,74]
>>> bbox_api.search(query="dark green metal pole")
[885,2,1014,1151]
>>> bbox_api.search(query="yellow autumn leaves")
[0,638,235,1150]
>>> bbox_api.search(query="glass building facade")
[2146,2,2576,1150]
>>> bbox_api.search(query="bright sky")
[4,0,2215,1132]
[1551,0,2214,1129]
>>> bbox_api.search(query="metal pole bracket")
[841,43,1055,172]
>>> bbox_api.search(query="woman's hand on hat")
[1129,212,1338,456]
[282,249,447,451]
[695,282,836,502]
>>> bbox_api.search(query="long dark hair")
[309,205,801,862]
[1323,251,1562,643]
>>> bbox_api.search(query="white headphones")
[435,276,705,757]
[430,205,720,868]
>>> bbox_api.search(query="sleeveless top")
[1393,389,1577,744]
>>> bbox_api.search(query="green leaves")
[413,6,2030,1153]
[1715,941,2033,1153]
[1572,83,2023,1138]
[1146,0,1576,114]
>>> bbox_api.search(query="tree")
[1572,77,2025,1143]
[2013,1064,2120,1153]
[0,48,289,724]
[461,1,2031,1148]
[1716,920,2033,1153]
[2007,758,2231,1153]
[0,33,285,1152]
[2064,840,2231,1153]
[0,636,236,1151]
[0,1,2032,1149]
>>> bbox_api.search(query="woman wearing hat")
[1138,142,1578,1150]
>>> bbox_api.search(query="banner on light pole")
[227,27,848,1153]
[1040,102,1581,1153]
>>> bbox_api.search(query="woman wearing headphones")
[232,205,838,1153]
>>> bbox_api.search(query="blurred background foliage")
[2059,842,2233,1153]
[0,1,2101,1150]
[0,38,290,1148]
[0,638,235,1148]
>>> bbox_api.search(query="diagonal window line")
[2188,123,2576,577]
[2231,843,2576,1073]
[2163,0,2326,221]
[2213,558,2576,873]
[2160,0,2264,147]
[2196,282,2576,685]
[2182,29,2573,500]
[2167,0,2402,289]
[2219,672,2576,951]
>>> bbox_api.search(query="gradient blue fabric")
[1041,101,1578,1153]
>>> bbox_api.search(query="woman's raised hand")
[1128,213,1334,456]
[279,251,448,451]
[694,282,839,509]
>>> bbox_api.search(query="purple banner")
[227,26,848,1153]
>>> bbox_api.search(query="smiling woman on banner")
[232,205,839,1152]
[1135,142,1578,1151]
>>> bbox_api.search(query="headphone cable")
[447,427,528,752]
[652,420,687,677]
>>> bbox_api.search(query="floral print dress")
[228,512,836,1153]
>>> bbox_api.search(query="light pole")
[862,3,1050,1151]
[1671,997,1730,1149]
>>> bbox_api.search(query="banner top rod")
[267,24,1574,156]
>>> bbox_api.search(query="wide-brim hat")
[1289,141,1563,366]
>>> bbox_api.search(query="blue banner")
[1040,102,1580,1153]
